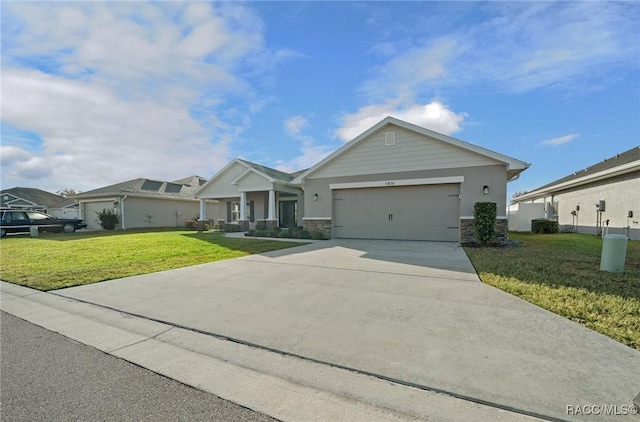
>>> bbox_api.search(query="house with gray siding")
[73,176,218,230]
[511,146,640,240]
[196,116,530,243]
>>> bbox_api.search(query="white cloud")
[335,101,466,142]
[0,2,291,191]
[276,117,332,173]
[275,140,334,174]
[540,133,579,147]
[0,146,32,167]
[362,38,460,101]
[362,2,639,97]
[284,116,309,136]
[1,68,231,191]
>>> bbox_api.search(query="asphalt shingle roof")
[237,159,296,182]
[74,176,207,200]
[0,187,65,208]
[532,146,639,192]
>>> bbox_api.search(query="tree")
[57,188,81,198]
[510,190,530,204]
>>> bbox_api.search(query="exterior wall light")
[483,185,489,195]
[313,193,319,201]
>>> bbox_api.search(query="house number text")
[385,181,395,186]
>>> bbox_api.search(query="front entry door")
[279,201,297,228]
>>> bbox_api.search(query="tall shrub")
[474,202,497,246]
[96,208,120,230]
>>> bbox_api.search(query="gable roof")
[0,187,65,208]
[237,159,294,183]
[73,176,207,200]
[292,116,530,183]
[194,158,303,197]
[514,146,640,201]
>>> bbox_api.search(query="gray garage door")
[333,184,460,241]
[83,202,116,230]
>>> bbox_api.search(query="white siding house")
[512,146,640,240]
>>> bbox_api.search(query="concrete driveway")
[57,239,640,421]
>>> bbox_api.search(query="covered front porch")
[194,158,305,231]
[198,187,302,231]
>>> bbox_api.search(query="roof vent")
[385,132,396,146]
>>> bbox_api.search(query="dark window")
[4,211,28,221]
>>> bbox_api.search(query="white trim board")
[461,216,508,219]
[329,176,464,190]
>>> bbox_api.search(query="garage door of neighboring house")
[333,184,460,241]
[83,202,116,230]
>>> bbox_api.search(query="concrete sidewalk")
[3,239,640,421]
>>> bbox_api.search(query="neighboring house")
[511,146,640,240]
[0,187,78,217]
[195,116,530,242]
[48,198,80,219]
[73,176,218,230]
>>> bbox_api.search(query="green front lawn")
[464,232,640,350]
[0,229,303,291]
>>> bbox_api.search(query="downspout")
[120,195,128,230]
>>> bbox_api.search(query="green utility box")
[599,234,628,273]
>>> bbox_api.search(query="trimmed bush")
[224,223,243,232]
[298,230,312,239]
[185,220,198,230]
[95,208,120,230]
[474,202,497,246]
[311,231,327,240]
[532,219,559,234]
[255,221,267,231]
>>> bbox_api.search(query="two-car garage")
[332,182,461,241]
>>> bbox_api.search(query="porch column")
[197,198,207,231]
[268,190,276,220]
[198,199,207,221]
[240,192,247,220]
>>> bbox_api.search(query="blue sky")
[1,1,638,201]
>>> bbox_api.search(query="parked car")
[0,209,87,237]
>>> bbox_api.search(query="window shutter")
[249,201,255,222]
[226,201,231,222]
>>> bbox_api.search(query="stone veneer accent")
[303,219,332,238]
[237,220,250,231]
[460,218,508,244]
[264,220,278,231]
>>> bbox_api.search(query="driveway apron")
[58,239,640,421]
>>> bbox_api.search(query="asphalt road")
[0,311,278,422]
